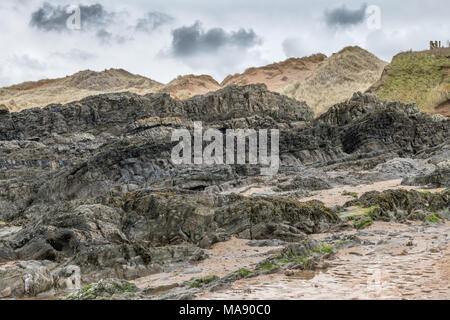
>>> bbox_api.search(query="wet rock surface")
[0,87,448,299]
[199,221,450,300]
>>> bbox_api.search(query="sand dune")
[282,46,387,115]
[5,46,448,117]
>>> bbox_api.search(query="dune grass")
[375,51,450,113]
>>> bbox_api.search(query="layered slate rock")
[0,85,448,298]
[280,92,449,165]
[0,84,313,141]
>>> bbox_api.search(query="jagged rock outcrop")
[346,189,449,222]
[0,83,449,298]
[374,158,436,179]
[280,92,449,165]
[401,167,450,188]
[315,92,419,126]
[0,84,313,141]
[0,261,81,298]
[0,188,340,275]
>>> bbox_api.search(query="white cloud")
[0,0,448,86]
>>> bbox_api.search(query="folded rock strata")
[0,85,448,298]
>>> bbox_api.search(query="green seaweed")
[237,268,253,277]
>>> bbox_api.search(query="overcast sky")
[0,0,449,86]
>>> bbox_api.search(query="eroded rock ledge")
[0,86,448,298]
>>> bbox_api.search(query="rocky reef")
[0,85,448,299]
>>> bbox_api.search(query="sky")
[0,0,449,86]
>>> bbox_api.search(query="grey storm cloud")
[171,21,261,57]
[324,3,368,27]
[30,2,114,32]
[29,3,173,44]
[135,11,173,33]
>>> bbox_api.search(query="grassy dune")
[368,48,450,114]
